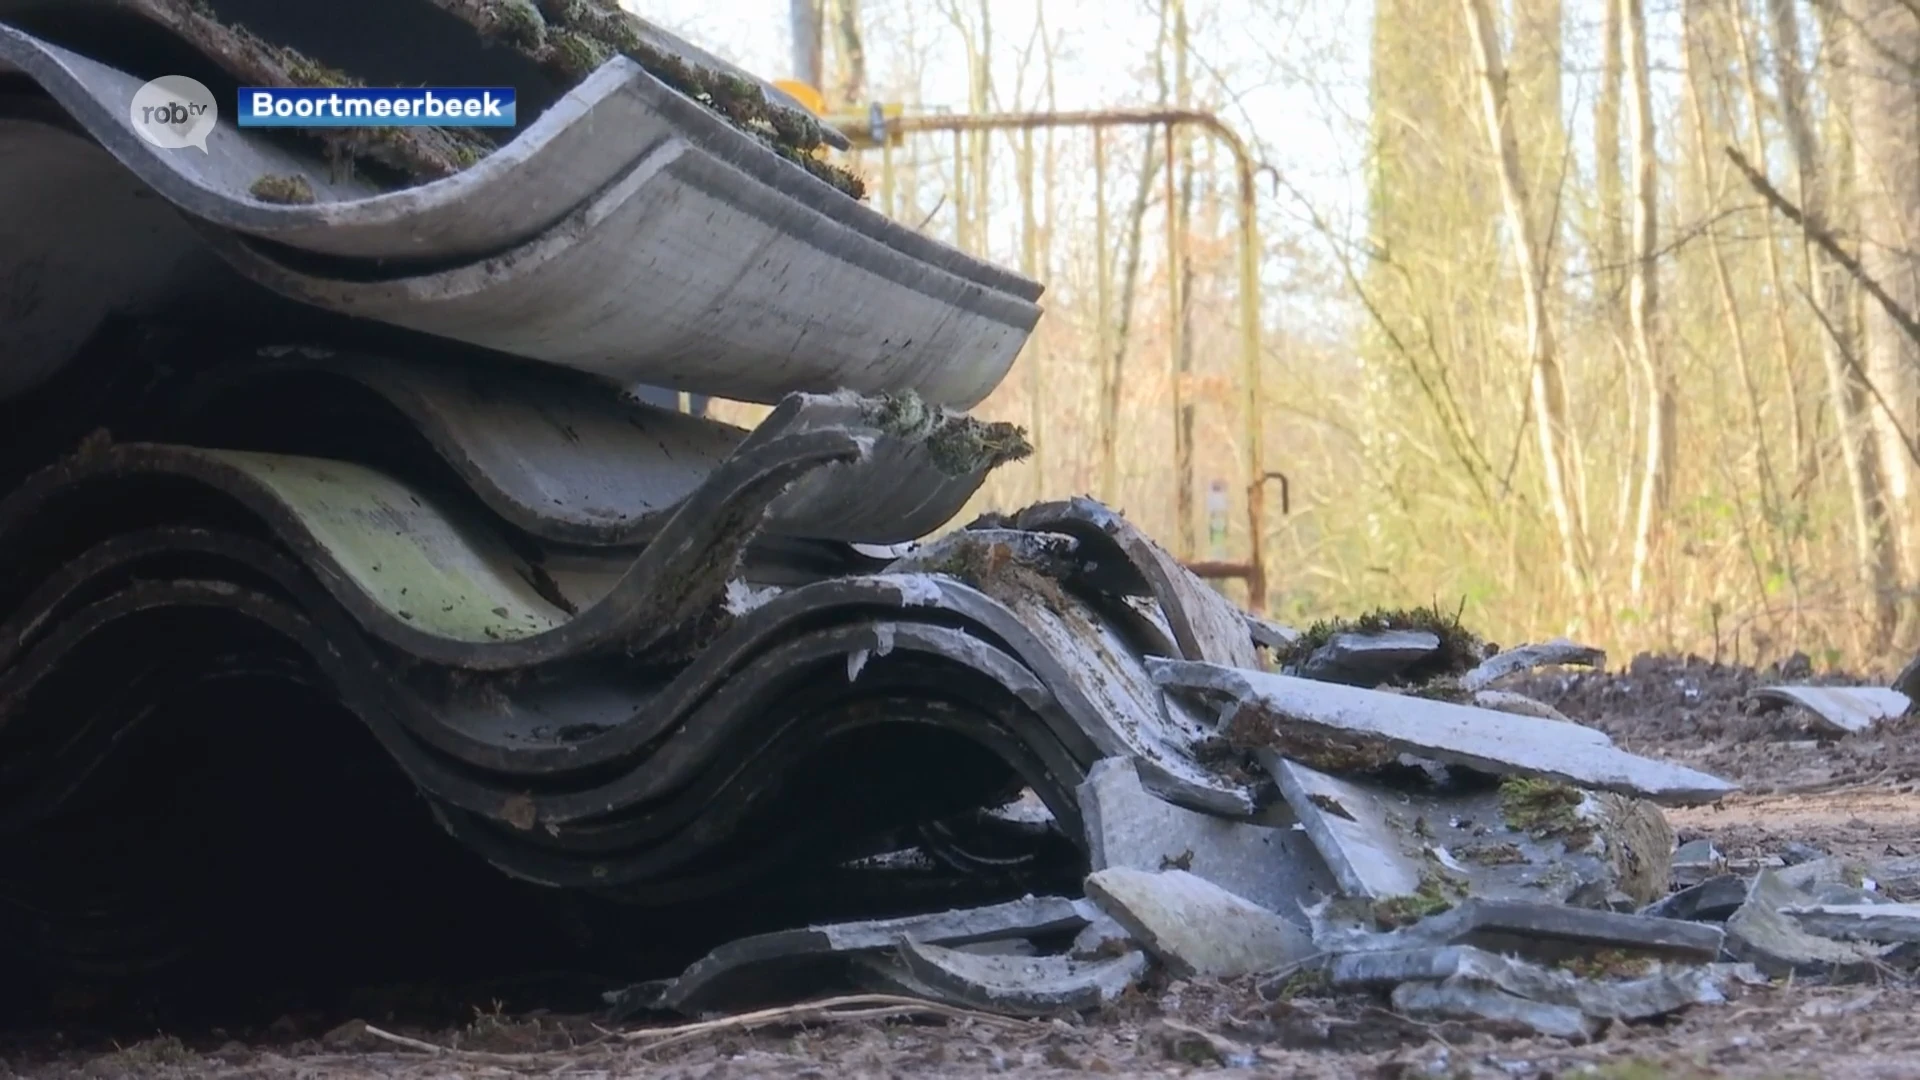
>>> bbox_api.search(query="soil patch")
[1505,654,1920,793]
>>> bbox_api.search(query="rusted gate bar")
[829,107,1277,612]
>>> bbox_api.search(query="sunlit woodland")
[626,0,1920,671]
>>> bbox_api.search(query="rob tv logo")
[128,75,219,152]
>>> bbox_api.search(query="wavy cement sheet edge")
[0,513,1244,811]
[0,436,864,668]
[193,360,999,546]
[0,15,1045,294]
[197,137,1037,409]
[0,71,1039,410]
[0,582,1032,835]
[0,581,1068,895]
[0,27,645,261]
[1012,497,1259,669]
[0,529,1077,828]
[0,524,1055,785]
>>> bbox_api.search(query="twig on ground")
[362,1026,461,1055]
[360,1024,609,1065]
[617,993,1029,1056]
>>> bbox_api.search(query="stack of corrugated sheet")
[0,0,1272,985]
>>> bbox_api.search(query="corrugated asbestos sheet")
[0,2,1042,407]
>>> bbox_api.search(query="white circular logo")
[128,75,218,152]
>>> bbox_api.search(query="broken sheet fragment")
[1461,639,1607,692]
[1084,867,1314,979]
[1333,944,1726,1020]
[849,940,1148,1016]
[660,895,1088,1014]
[1298,630,1440,687]
[1313,898,1724,966]
[1781,902,1920,944]
[1080,756,1333,916]
[1149,659,1736,805]
[1723,870,1890,979]
[1747,685,1909,736]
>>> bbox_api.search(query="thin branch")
[1268,170,1500,509]
[1798,281,1920,471]
[1726,145,1920,347]
[1568,204,1754,281]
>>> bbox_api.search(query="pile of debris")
[612,625,1920,1042]
[6,0,1917,1044]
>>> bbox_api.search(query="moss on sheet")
[1280,601,1487,680]
[141,0,866,197]
[248,173,316,204]
[136,0,495,181]
[440,0,868,198]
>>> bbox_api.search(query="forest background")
[625,0,1920,672]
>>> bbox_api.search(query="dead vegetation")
[248,174,317,204]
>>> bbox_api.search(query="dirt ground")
[6,655,1920,1080]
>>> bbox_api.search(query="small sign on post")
[1206,478,1229,559]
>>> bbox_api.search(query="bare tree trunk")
[1170,0,1196,557]
[969,0,992,246]
[935,0,991,249]
[1038,0,1058,281]
[1595,0,1634,545]
[1773,0,1901,635]
[826,0,865,107]
[1595,0,1626,338]
[1624,0,1671,601]
[1097,132,1162,502]
[1461,0,1591,602]
[1095,128,1114,498]
[1098,7,1173,503]
[789,0,823,89]
[1844,0,1920,633]
[1684,0,1782,536]
[1729,0,1812,491]
[1013,12,1043,496]
[1511,0,1564,287]
[1685,0,1797,614]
